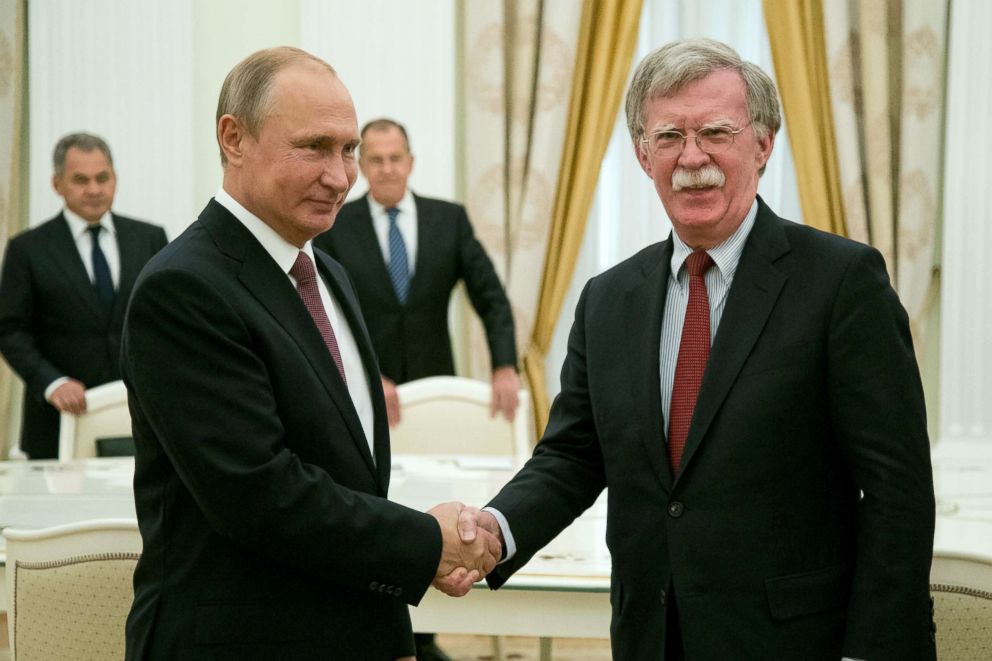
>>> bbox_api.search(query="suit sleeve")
[455,206,518,370]
[827,247,936,659]
[0,238,65,396]
[486,281,606,587]
[123,267,442,605]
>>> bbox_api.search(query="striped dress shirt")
[659,199,758,432]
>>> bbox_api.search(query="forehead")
[63,148,112,173]
[264,63,358,136]
[361,127,408,153]
[643,69,748,127]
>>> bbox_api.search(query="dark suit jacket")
[121,199,441,660]
[313,193,516,384]
[0,212,167,457]
[486,199,936,661]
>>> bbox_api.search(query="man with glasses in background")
[457,38,936,661]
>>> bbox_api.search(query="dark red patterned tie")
[289,252,347,385]
[668,250,715,474]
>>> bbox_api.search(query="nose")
[677,135,710,170]
[85,180,103,196]
[320,153,354,193]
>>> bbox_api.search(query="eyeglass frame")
[639,122,752,158]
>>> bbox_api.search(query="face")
[52,147,117,224]
[359,126,414,207]
[219,62,360,247]
[634,69,773,248]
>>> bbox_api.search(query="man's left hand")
[490,366,520,421]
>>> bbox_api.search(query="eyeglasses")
[640,124,750,158]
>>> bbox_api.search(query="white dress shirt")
[367,189,418,275]
[44,208,123,400]
[63,207,121,288]
[214,188,376,458]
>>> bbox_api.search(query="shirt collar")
[213,187,315,275]
[367,189,414,219]
[669,198,758,283]
[63,207,114,238]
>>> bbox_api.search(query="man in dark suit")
[0,133,167,459]
[314,119,519,430]
[459,39,936,660]
[121,47,499,660]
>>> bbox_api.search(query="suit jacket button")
[668,502,684,518]
[394,587,403,597]
[385,586,394,595]
[369,581,379,591]
[378,584,386,592]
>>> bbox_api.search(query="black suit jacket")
[486,199,936,661]
[121,200,441,660]
[0,212,167,457]
[313,193,516,383]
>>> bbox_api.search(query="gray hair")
[216,46,336,165]
[624,38,781,142]
[53,133,113,177]
[360,118,411,156]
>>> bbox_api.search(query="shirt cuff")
[44,377,71,401]
[482,506,516,563]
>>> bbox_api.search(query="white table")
[2,446,991,642]
[0,455,612,640]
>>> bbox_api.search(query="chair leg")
[539,636,552,661]
[490,635,503,660]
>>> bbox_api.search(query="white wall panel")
[939,0,992,445]
[300,0,456,202]
[29,0,194,239]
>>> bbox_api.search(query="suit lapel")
[314,252,392,492]
[45,213,107,323]
[112,215,140,321]
[352,195,400,306]
[623,240,675,494]
[203,201,379,482]
[408,195,433,304]
[676,202,790,479]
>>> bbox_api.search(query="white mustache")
[672,165,725,191]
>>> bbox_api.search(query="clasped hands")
[427,502,502,597]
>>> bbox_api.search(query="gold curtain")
[524,0,643,435]
[763,0,847,236]
[0,0,27,458]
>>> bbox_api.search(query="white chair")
[930,551,992,659]
[392,376,532,465]
[4,519,141,661]
[392,376,531,660]
[58,380,131,461]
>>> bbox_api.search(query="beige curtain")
[524,0,643,435]
[458,0,584,437]
[763,0,847,236]
[822,0,948,364]
[0,0,26,458]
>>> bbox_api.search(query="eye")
[698,127,734,143]
[653,131,684,145]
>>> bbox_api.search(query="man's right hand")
[48,379,87,415]
[381,376,401,427]
[428,501,501,597]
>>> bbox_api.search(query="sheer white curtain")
[545,0,802,397]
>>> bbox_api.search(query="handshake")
[427,502,502,597]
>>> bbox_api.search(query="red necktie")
[290,252,347,385]
[668,250,715,473]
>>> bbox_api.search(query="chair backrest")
[392,376,532,464]
[58,380,131,461]
[4,518,141,661]
[930,551,992,660]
